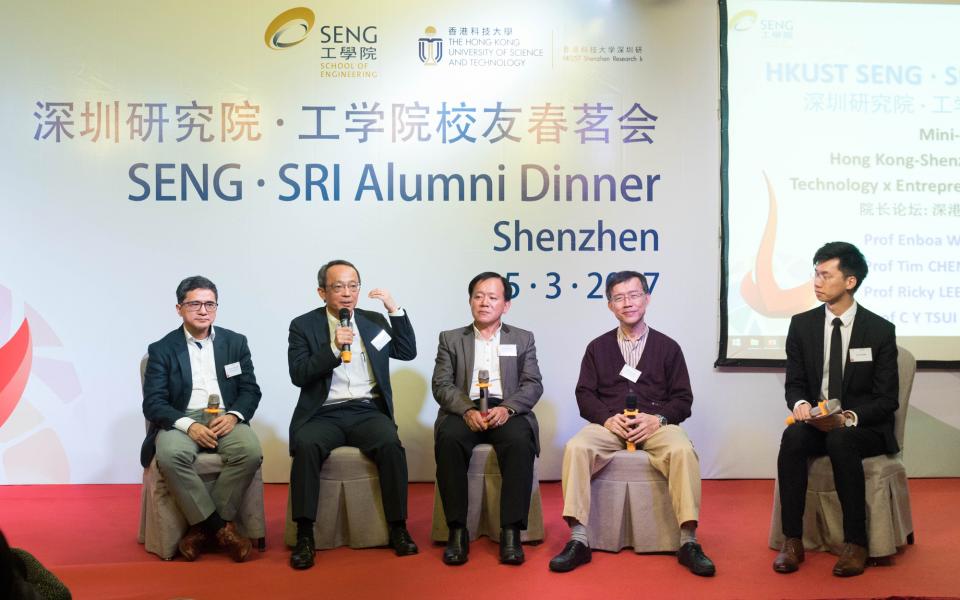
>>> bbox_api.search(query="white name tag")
[224,362,242,378]
[498,344,517,357]
[619,364,641,382]
[371,329,392,351]
[849,347,873,362]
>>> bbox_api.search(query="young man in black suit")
[773,242,899,577]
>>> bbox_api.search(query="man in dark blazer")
[774,241,899,577]
[432,272,542,566]
[141,275,262,562]
[287,259,418,570]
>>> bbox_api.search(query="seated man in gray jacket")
[432,272,543,566]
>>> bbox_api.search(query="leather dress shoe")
[499,527,524,565]
[388,526,419,556]
[773,537,805,573]
[289,536,316,570]
[548,540,591,573]
[177,524,208,562]
[442,526,469,565]
[833,542,868,577]
[678,542,716,576]
[216,522,252,562]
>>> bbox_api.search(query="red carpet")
[1,480,958,600]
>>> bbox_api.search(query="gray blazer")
[431,323,543,453]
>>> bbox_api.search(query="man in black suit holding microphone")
[287,259,418,570]
[773,242,899,577]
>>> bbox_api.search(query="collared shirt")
[174,326,235,434]
[469,322,504,399]
[794,302,859,426]
[324,308,405,405]
[616,322,649,367]
[821,301,858,401]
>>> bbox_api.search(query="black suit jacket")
[784,304,899,453]
[141,326,262,467]
[287,306,417,454]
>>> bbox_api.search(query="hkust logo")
[418,26,443,65]
[265,7,316,50]
[728,9,758,31]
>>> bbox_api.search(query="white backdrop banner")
[1,1,956,484]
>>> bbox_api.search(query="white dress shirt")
[324,308,405,405]
[174,326,227,433]
[469,323,504,400]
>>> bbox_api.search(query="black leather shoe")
[442,526,469,565]
[499,527,524,565]
[388,526,419,556]
[548,540,591,573]
[289,536,315,570]
[678,542,716,577]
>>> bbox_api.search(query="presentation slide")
[722,0,960,365]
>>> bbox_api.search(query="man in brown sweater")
[548,271,715,576]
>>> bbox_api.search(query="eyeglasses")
[610,291,646,305]
[327,282,360,293]
[181,301,218,312]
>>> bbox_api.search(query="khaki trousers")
[155,415,262,526]
[560,423,701,527]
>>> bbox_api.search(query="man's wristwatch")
[842,410,856,427]
[656,414,667,427]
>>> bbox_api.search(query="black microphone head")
[478,369,489,384]
[625,393,638,410]
[338,308,351,323]
[207,393,221,410]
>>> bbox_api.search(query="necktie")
[828,317,843,400]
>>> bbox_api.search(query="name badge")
[371,329,392,351]
[849,347,873,362]
[498,344,517,357]
[224,362,242,378]
[619,364,641,382]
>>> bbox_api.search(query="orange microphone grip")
[624,408,639,451]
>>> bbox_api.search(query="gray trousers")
[155,411,262,526]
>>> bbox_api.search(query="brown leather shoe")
[178,524,208,562]
[772,537,804,573]
[216,522,252,562]
[833,542,868,577]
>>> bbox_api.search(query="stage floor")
[1,479,957,600]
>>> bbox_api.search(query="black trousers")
[290,401,408,523]
[435,413,536,530]
[777,423,887,547]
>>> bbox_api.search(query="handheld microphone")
[204,393,222,425]
[338,308,352,363]
[478,369,490,416]
[624,393,639,452]
[785,398,841,425]
[201,394,223,452]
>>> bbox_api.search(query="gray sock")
[570,523,589,546]
[680,524,697,546]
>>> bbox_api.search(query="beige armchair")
[283,446,390,549]
[430,444,545,544]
